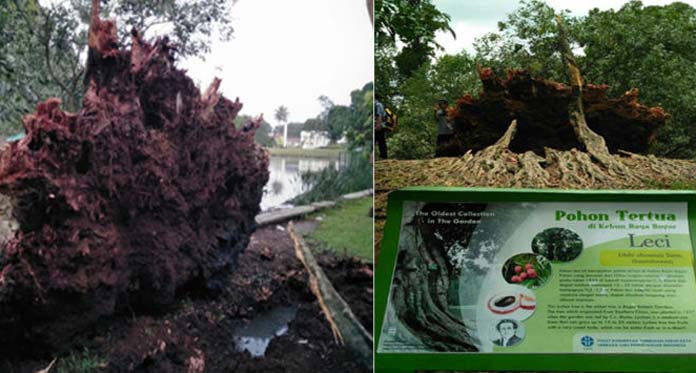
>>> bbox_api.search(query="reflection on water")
[233,306,298,357]
[260,155,340,211]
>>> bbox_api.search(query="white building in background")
[300,130,331,149]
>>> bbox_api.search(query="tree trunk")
[555,15,630,177]
[389,204,481,352]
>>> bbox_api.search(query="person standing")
[375,94,388,159]
[435,99,454,157]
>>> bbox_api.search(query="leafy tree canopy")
[375,0,455,100]
[0,0,235,136]
[378,0,696,159]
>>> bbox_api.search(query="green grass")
[55,348,105,373]
[307,197,373,262]
[665,180,696,190]
[644,179,696,190]
[265,146,344,158]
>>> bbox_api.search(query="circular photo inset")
[532,227,583,262]
[485,285,536,321]
[490,318,525,347]
[502,253,552,288]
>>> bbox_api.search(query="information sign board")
[375,187,696,372]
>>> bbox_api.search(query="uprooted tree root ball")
[0,15,268,355]
[438,68,668,157]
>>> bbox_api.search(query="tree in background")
[377,0,696,160]
[287,83,374,151]
[476,0,696,159]
[387,52,480,159]
[319,83,374,150]
[345,82,374,152]
[234,115,274,147]
[578,1,696,158]
[274,105,289,147]
[474,0,575,83]
[375,0,455,102]
[0,0,236,136]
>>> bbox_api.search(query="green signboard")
[375,187,696,372]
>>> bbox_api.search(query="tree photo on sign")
[531,227,584,262]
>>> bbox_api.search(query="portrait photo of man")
[492,319,524,347]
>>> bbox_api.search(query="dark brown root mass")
[0,16,268,355]
[440,68,668,157]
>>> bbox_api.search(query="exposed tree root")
[513,151,550,188]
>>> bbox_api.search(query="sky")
[180,0,373,127]
[433,0,696,56]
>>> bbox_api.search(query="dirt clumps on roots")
[0,14,268,356]
[438,68,668,157]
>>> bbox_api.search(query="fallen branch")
[287,222,373,368]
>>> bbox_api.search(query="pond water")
[260,155,341,211]
[233,306,298,357]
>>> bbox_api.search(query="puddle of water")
[233,306,298,357]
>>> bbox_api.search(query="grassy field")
[307,196,373,262]
[265,146,344,158]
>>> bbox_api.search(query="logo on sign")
[581,336,594,347]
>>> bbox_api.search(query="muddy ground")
[0,222,373,372]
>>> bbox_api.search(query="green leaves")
[473,0,574,82]
[334,82,374,151]
[380,0,696,159]
[577,1,696,158]
[0,0,236,137]
[274,105,289,124]
[376,0,455,84]
[387,52,480,159]
[234,114,274,147]
[531,227,583,262]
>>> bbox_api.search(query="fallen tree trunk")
[288,222,373,368]
[0,7,268,356]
